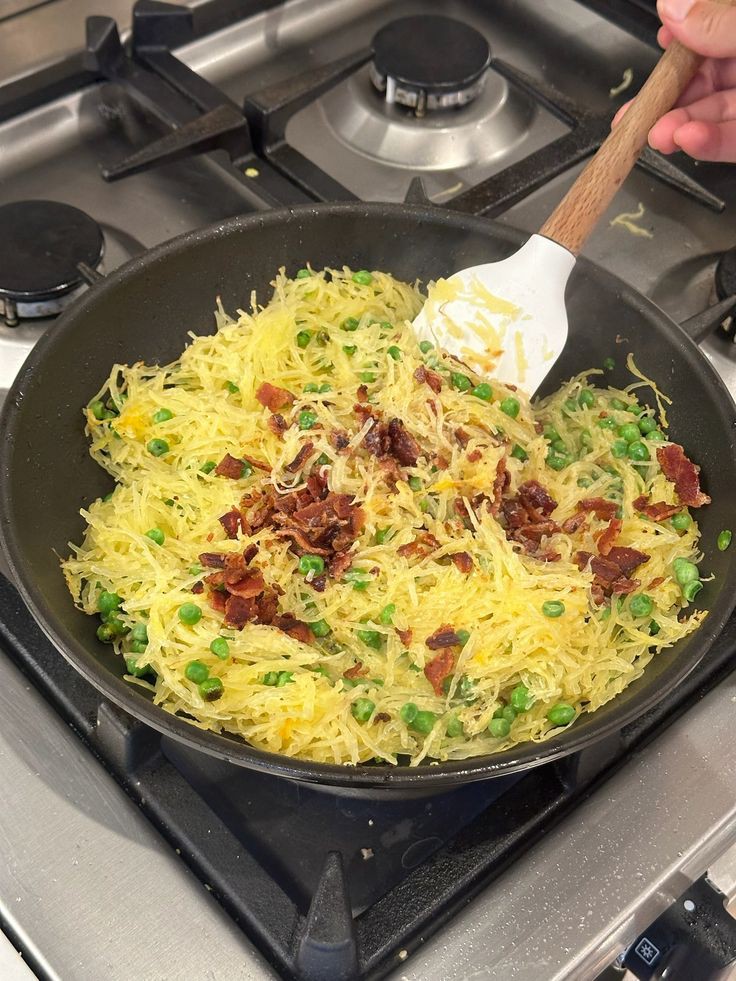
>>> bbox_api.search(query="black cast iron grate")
[1,571,735,980]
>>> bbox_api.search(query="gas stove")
[1,1,736,979]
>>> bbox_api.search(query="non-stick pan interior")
[2,203,735,791]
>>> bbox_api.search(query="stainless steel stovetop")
[1,1,735,978]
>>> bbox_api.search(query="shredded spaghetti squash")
[63,267,710,766]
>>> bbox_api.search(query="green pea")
[471,383,493,402]
[419,340,433,354]
[147,438,169,457]
[387,346,402,361]
[96,623,116,643]
[224,380,239,394]
[145,528,165,546]
[627,440,650,462]
[102,492,114,502]
[609,398,627,411]
[97,590,122,616]
[379,321,393,332]
[649,620,660,636]
[611,439,628,459]
[671,511,691,531]
[379,603,396,625]
[451,372,472,392]
[618,422,640,444]
[299,554,325,575]
[343,568,371,590]
[543,425,560,442]
[276,671,294,686]
[628,403,644,416]
[200,460,216,474]
[296,330,313,348]
[309,619,331,638]
[153,408,173,423]
[580,429,592,448]
[342,344,357,356]
[210,637,230,660]
[501,705,517,724]
[199,677,224,701]
[682,580,703,603]
[130,622,148,645]
[185,660,209,684]
[646,430,665,442]
[489,717,510,738]
[456,629,470,647]
[189,564,203,576]
[125,654,149,675]
[578,388,595,408]
[547,703,576,726]
[315,453,330,467]
[546,454,569,472]
[564,398,578,413]
[357,629,382,650]
[408,476,422,491]
[603,358,615,371]
[718,530,732,551]
[303,382,319,393]
[629,593,654,617]
[341,317,360,332]
[178,603,202,626]
[263,672,279,686]
[359,371,377,384]
[411,710,437,734]
[90,400,106,420]
[400,702,418,724]
[510,683,534,712]
[446,716,464,738]
[298,410,318,430]
[597,417,617,430]
[551,438,566,454]
[351,697,375,722]
[638,416,657,435]
[352,270,373,285]
[510,444,528,462]
[295,268,311,279]
[499,396,520,418]
[673,557,699,585]
[542,600,565,618]
[318,383,331,393]
[577,477,592,488]
[375,527,391,544]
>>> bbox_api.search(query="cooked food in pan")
[63,268,711,765]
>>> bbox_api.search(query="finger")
[672,119,736,161]
[657,0,736,59]
[611,100,632,127]
[657,24,674,48]
[649,89,736,152]
[649,107,693,152]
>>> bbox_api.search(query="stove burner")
[370,16,492,116]
[0,200,104,326]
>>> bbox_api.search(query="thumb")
[657,0,736,58]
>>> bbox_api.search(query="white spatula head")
[413,234,577,396]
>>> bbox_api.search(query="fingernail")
[658,0,695,22]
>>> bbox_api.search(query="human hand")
[612,0,736,162]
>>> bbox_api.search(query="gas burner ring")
[0,200,104,327]
[370,16,492,117]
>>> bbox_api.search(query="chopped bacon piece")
[611,577,640,595]
[374,712,391,723]
[491,457,509,515]
[577,497,618,520]
[199,552,226,569]
[396,627,413,646]
[398,533,440,560]
[414,364,442,394]
[242,453,271,472]
[344,661,366,679]
[219,508,242,540]
[311,574,326,593]
[329,550,354,579]
[424,649,455,695]
[272,614,313,644]
[455,428,471,449]
[209,590,227,613]
[451,552,473,573]
[467,449,482,463]
[577,545,648,600]
[518,481,557,516]
[596,517,622,556]
[191,581,204,594]
[224,593,255,628]
[268,413,288,438]
[606,546,649,577]
[363,418,391,457]
[632,495,682,521]
[227,571,266,599]
[648,577,665,589]
[285,441,314,473]
[433,454,450,471]
[243,543,259,564]
[387,418,421,466]
[330,430,350,453]
[426,625,463,649]
[657,444,710,507]
[356,384,369,403]
[256,382,294,412]
[215,453,247,479]
[561,512,588,534]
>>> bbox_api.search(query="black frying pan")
[2,202,735,795]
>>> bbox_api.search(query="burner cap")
[0,200,104,302]
[370,16,492,114]
[715,246,736,301]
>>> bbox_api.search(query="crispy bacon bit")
[311,574,326,593]
[223,594,253,627]
[398,532,441,560]
[433,454,450,471]
[561,512,588,534]
[607,546,650,577]
[451,552,473,573]
[455,428,471,449]
[426,625,463,649]
[256,382,294,412]
[209,590,227,613]
[576,497,618,520]
[329,550,354,579]
[272,614,313,644]
[227,571,266,599]
[356,384,369,403]
[215,453,247,479]
[648,577,665,589]
[285,441,314,473]
[632,495,682,521]
[576,545,649,601]
[374,712,391,723]
[191,581,204,594]
[500,480,560,558]
[519,481,557,516]
[268,413,288,438]
[243,543,259,564]
[388,418,421,466]
[219,508,242,540]
[242,453,271,472]
[657,444,710,507]
[199,552,226,569]
[330,430,350,453]
[344,661,366,679]
[396,627,413,646]
[467,449,482,463]
[596,517,622,556]
[424,649,455,695]
[414,364,443,394]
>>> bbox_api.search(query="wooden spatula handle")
[539,32,712,255]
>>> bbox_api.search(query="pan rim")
[1,200,735,789]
